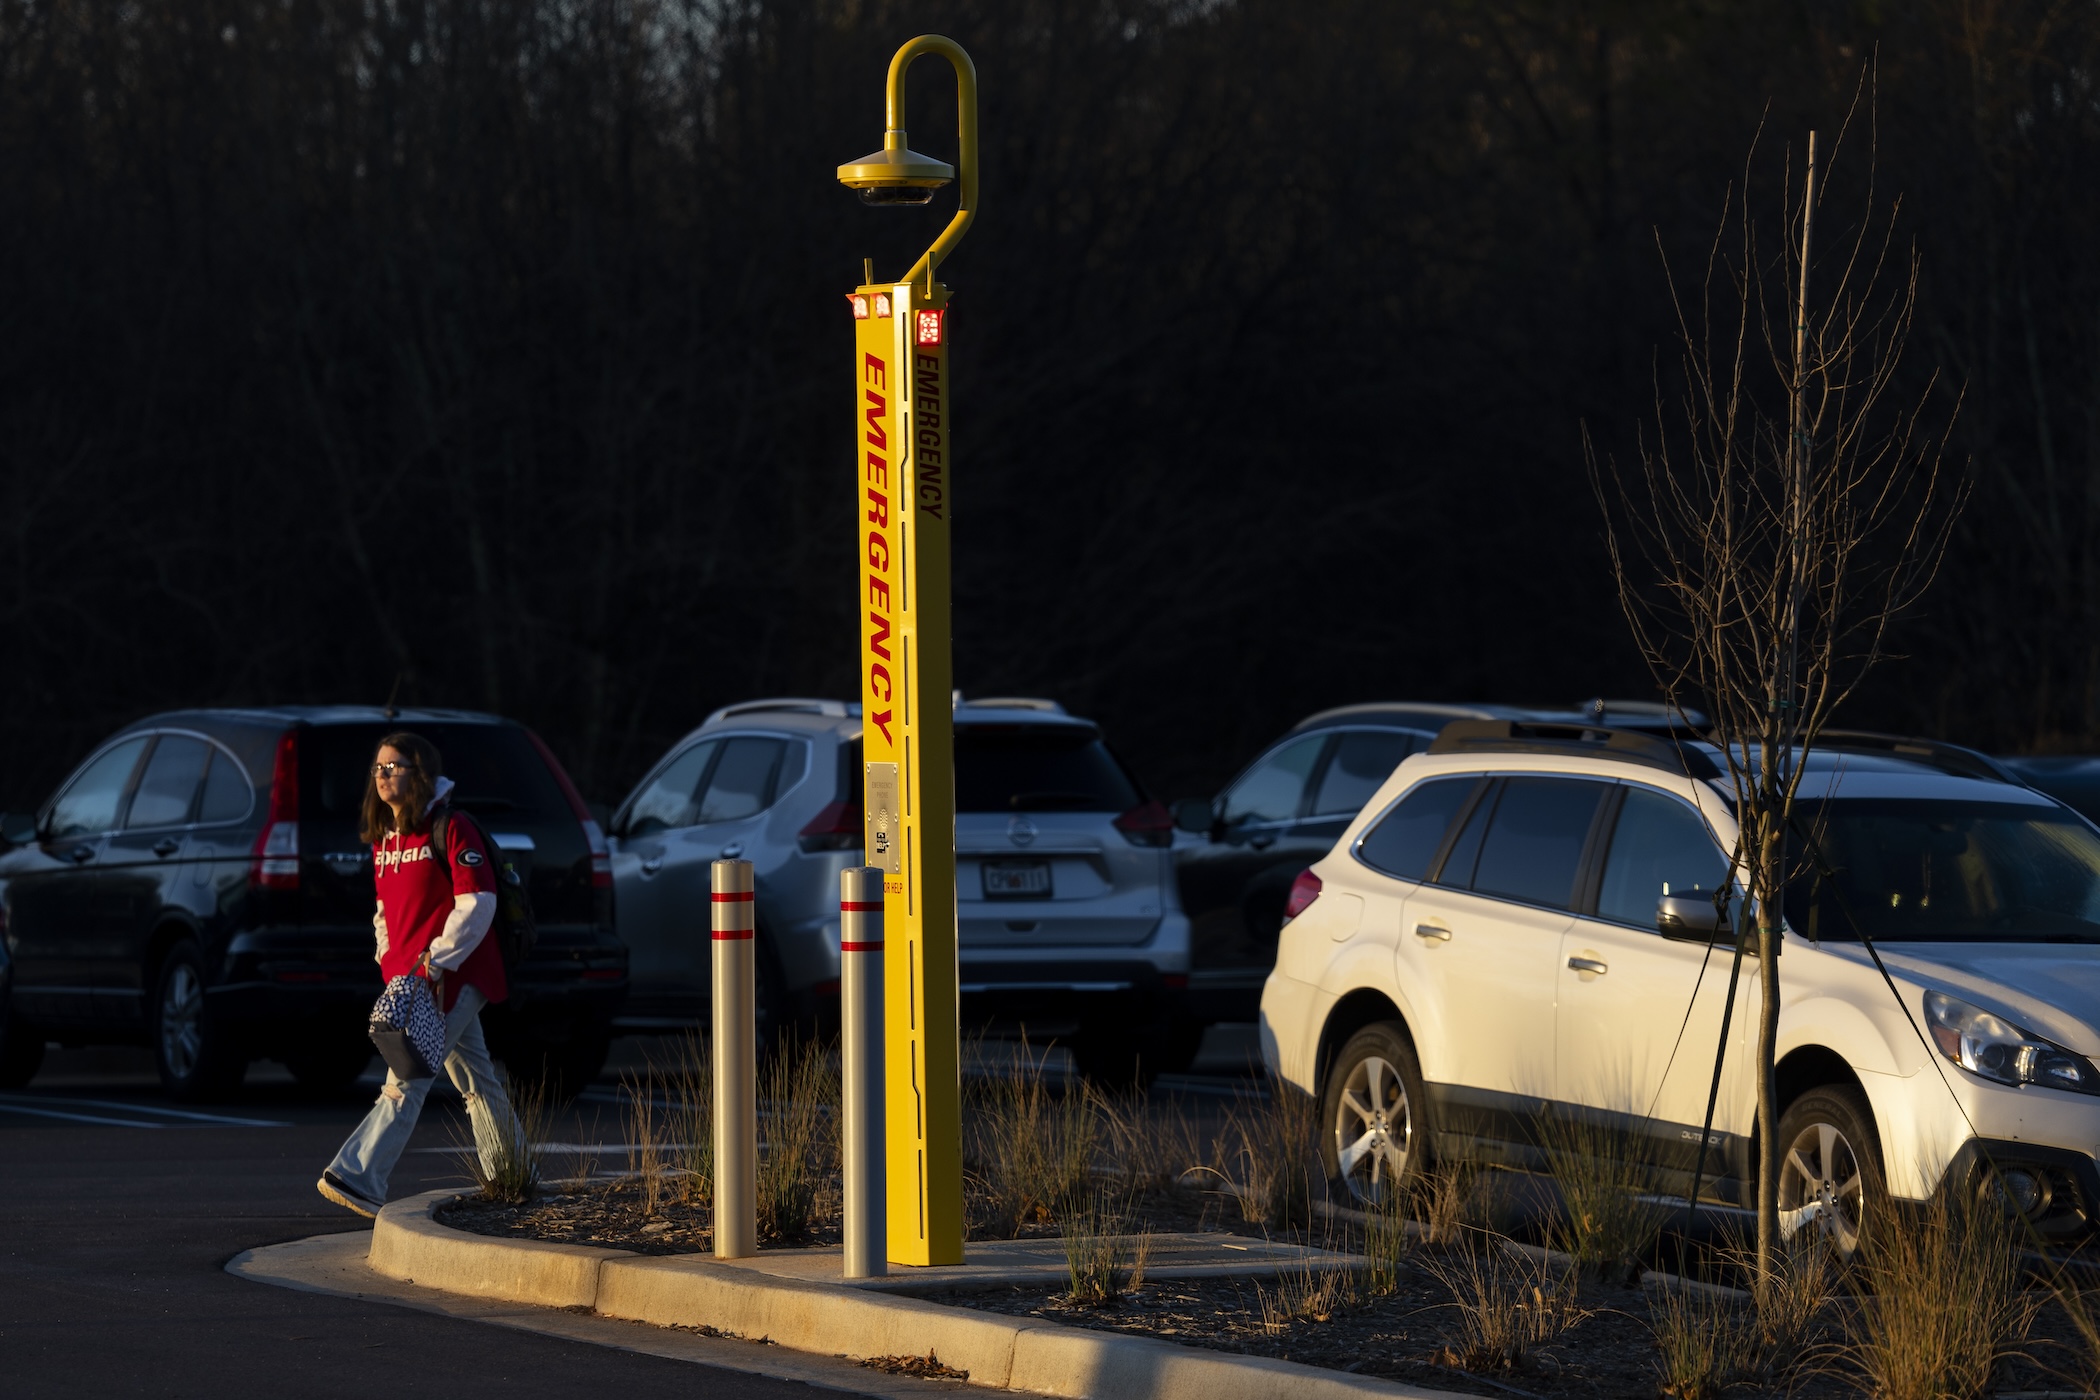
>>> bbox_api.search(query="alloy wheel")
[1333,1053,1411,1205]
[159,963,203,1081]
[1777,1118,1865,1255]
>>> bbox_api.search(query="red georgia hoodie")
[372,777,505,1012]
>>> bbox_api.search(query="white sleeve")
[426,892,497,971]
[374,904,389,964]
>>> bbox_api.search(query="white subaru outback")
[1261,720,2100,1252]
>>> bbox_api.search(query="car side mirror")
[0,811,36,846]
[1657,892,1729,940]
[1172,798,1214,836]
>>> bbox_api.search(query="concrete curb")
[370,1190,1469,1399]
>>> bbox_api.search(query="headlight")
[1924,990,2100,1095]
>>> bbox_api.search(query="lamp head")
[838,131,954,206]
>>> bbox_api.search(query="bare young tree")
[1588,110,1965,1293]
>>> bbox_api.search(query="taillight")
[250,728,300,891]
[1281,868,1322,925]
[526,729,612,889]
[1113,799,1175,848]
[798,800,862,853]
[580,819,613,889]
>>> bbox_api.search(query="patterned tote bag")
[368,974,446,1082]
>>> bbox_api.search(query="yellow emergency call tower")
[837,34,975,1268]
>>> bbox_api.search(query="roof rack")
[1815,730,2020,785]
[704,698,855,725]
[1292,701,1514,733]
[955,696,1067,714]
[1427,720,1721,780]
[1574,697,1711,731]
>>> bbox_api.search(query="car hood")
[1867,943,2100,1056]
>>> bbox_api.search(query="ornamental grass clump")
[1838,1192,2034,1400]
[1536,1107,1670,1284]
[755,1034,838,1244]
[1059,1186,1151,1307]
[1421,1232,1587,1373]
[967,1037,1100,1237]
[1218,1083,1319,1228]
[457,1078,546,1205]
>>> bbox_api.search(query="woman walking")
[317,731,520,1217]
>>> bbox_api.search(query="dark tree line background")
[0,0,2094,811]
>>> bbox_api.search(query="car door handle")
[720,843,744,859]
[152,839,181,858]
[639,857,663,876]
[1414,923,1452,941]
[67,845,95,864]
[1248,832,1276,850]
[1567,956,1609,975]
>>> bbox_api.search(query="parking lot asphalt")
[0,1030,1264,1399]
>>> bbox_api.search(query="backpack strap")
[425,807,453,874]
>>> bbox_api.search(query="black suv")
[0,707,626,1099]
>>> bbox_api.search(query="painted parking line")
[0,1102,170,1128]
[407,1142,702,1155]
[0,1093,290,1129]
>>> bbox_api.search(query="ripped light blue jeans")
[324,986,519,1204]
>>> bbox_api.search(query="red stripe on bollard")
[840,900,885,912]
[711,929,755,940]
[711,891,756,902]
[840,940,885,952]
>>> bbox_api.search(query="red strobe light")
[873,292,892,319]
[847,294,870,319]
[915,308,945,347]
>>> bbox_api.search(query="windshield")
[1784,799,2100,943]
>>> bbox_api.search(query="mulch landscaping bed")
[439,1177,2100,1398]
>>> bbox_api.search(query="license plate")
[982,859,1051,899]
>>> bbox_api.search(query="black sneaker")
[316,1171,382,1219]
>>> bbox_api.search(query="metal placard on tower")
[851,278,962,1266]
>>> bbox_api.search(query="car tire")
[152,940,247,1101]
[0,996,45,1089]
[1321,1022,1431,1207]
[1773,1082,1884,1260]
[282,1040,376,1096]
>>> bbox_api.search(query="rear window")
[953,725,1141,814]
[304,723,571,826]
[1357,777,1476,881]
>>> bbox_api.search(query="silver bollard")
[840,868,887,1278]
[712,859,757,1259]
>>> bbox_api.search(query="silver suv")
[607,697,1192,1079]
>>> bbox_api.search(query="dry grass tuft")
[1059,1187,1152,1306]
[1536,1108,1670,1284]
[1363,1191,1412,1296]
[1217,1083,1319,1228]
[667,1031,713,1209]
[1256,1258,1362,1333]
[457,1078,547,1204]
[1650,1276,1760,1399]
[967,1038,1101,1236]
[756,1034,838,1244]
[1421,1232,1588,1373]
[1838,1192,2034,1400]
